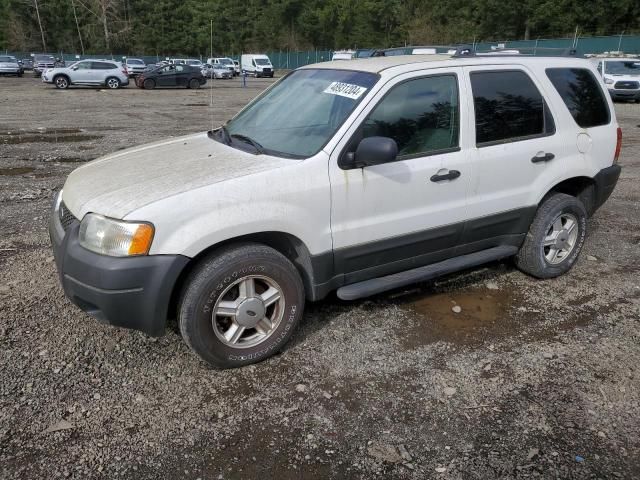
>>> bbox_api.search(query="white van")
[332,50,355,61]
[241,54,273,77]
[51,54,621,368]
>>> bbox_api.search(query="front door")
[329,68,471,283]
[157,66,177,87]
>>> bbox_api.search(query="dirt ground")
[0,75,639,480]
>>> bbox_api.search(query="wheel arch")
[167,231,327,324]
[539,176,597,216]
[53,73,70,84]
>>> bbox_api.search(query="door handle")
[531,152,555,163]
[430,170,461,182]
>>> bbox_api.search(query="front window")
[0,56,15,62]
[220,58,233,65]
[604,60,640,75]
[186,60,202,66]
[255,58,271,66]
[356,74,459,158]
[219,69,378,158]
[127,59,144,65]
[35,55,55,62]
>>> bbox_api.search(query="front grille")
[59,201,77,232]
[614,81,639,90]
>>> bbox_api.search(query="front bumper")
[49,200,189,337]
[0,67,21,74]
[607,88,640,100]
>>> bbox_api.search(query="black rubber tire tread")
[179,243,305,368]
[515,193,587,279]
[188,78,200,89]
[143,78,155,90]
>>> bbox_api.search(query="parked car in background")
[49,54,621,368]
[0,55,23,77]
[136,64,206,89]
[124,58,146,77]
[42,59,129,89]
[21,58,34,70]
[241,54,274,77]
[207,57,236,75]
[201,63,232,79]
[331,50,356,60]
[33,55,63,77]
[593,57,640,102]
[171,58,203,68]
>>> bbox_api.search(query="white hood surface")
[63,132,292,219]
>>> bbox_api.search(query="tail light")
[122,66,128,75]
[614,127,622,164]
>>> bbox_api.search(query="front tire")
[143,78,155,90]
[515,193,587,279]
[54,75,69,89]
[179,244,305,368]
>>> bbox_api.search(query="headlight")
[605,78,614,85]
[79,213,154,257]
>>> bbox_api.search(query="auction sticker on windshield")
[324,82,368,99]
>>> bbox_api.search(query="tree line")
[1,0,639,56]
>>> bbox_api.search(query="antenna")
[210,19,214,132]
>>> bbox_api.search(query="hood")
[605,73,640,81]
[63,132,293,220]
[0,61,18,67]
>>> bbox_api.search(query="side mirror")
[71,66,79,71]
[340,136,398,170]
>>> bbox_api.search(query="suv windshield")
[221,69,378,158]
[0,56,16,62]
[605,60,640,75]
[35,55,55,62]
[219,58,233,65]
[127,59,144,65]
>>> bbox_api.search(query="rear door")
[460,65,564,248]
[329,68,471,283]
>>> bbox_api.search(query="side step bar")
[336,246,518,301]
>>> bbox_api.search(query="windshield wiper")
[230,133,264,154]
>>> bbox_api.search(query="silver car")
[201,64,233,79]
[42,59,129,89]
[124,58,146,77]
[0,55,23,77]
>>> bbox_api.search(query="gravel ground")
[0,75,639,480]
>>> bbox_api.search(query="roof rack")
[370,44,580,58]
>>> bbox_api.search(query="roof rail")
[369,44,581,58]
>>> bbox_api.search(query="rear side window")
[470,70,554,145]
[546,68,610,128]
[91,62,115,70]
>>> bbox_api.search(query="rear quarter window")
[545,68,610,128]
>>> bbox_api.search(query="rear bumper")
[592,164,621,213]
[49,202,189,337]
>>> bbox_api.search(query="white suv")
[50,54,622,368]
[42,59,129,89]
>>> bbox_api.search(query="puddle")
[392,287,523,349]
[0,167,36,176]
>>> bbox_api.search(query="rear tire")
[105,77,120,89]
[179,243,305,368]
[515,193,587,279]
[143,78,155,90]
[188,78,200,89]
[54,75,69,89]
